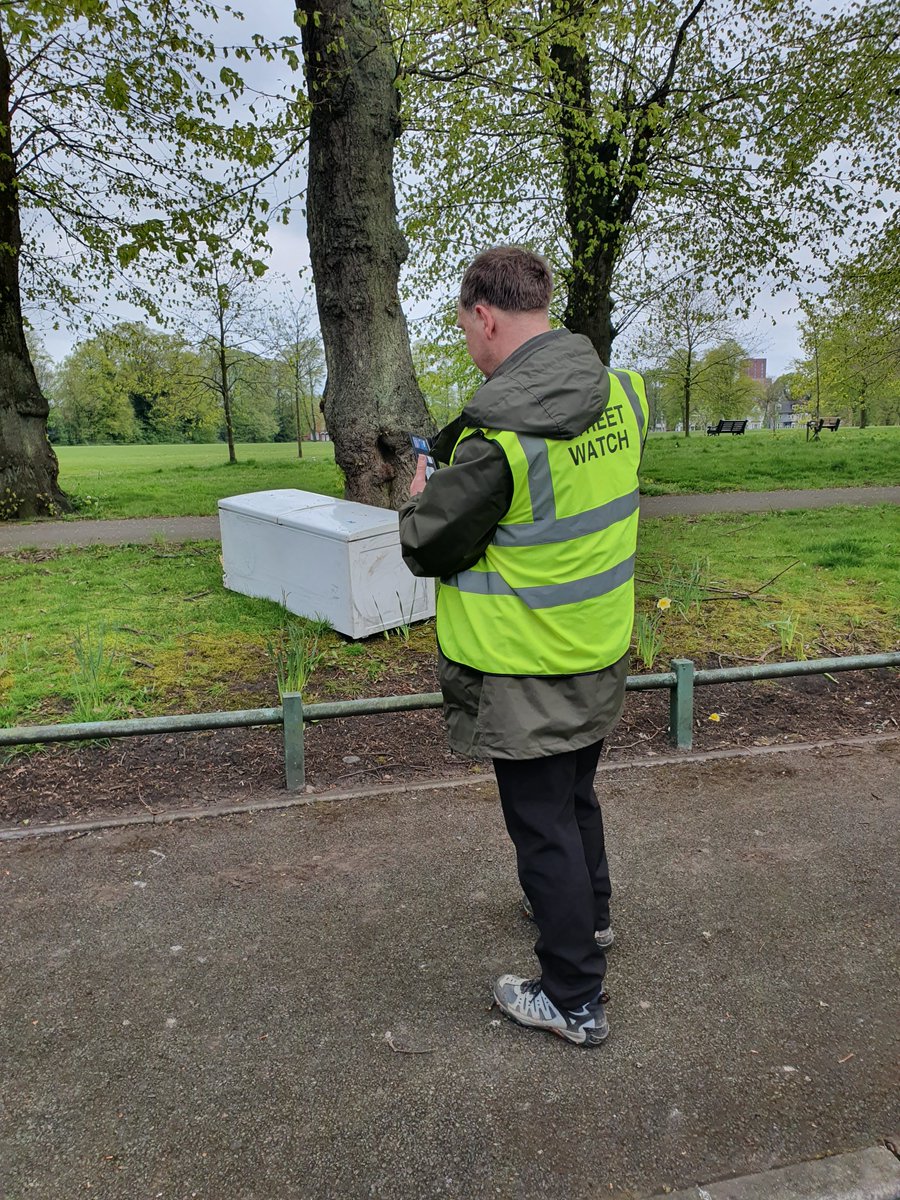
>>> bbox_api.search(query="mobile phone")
[409,433,436,480]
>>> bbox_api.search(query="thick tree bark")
[550,0,706,366]
[297,0,432,508]
[0,29,69,519]
[550,26,623,366]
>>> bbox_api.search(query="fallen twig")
[745,559,802,595]
[716,645,779,665]
[136,790,156,816]
[384,1032,435,1054]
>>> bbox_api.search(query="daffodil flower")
[656,597,672,611]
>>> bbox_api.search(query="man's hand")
[409,454,428,497]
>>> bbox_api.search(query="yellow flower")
[656,597,672,611]
[708,712,721,722]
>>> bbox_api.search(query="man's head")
[457,246,553,376]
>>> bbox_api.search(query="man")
[399,246,648,1048]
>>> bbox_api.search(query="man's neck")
[487,317,555,377]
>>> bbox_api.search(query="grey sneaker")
[492,975,609,1047]
[521,894,615,950]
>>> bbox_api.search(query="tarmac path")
[0,485,898,550]
[2,741,897,1199]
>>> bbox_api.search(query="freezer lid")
[217,489,337,520]
[277,500,399,541]
[218,489,399,541]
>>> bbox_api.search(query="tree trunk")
[216,319,236,463]
[549,1,705,366]
[298,0,432,508]
[0,29,69,519]
[294,386,304,457]
[683,348,692,436]
[550,23,619,366]
[563,250,616,366]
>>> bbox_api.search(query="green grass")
[56,441,343,519]
[46,426,900,519]
[1,506,896,728]
[633,504,899,666]
[639,426,900,495]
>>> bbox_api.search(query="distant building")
[742,357,767,382]
[777,394,810,429]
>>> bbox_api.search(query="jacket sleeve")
[398,433,513,578]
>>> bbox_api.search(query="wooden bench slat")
[706,419,748,435]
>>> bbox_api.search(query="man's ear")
[474,303,496,339]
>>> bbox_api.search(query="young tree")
[398,0,899,363]
[183,253,269,462]
[631,281,741,434]
[799,302,899,428]
[296,0,433,508]
[265,292,325,454]
[799,224,900,427]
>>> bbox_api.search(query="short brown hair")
[459,246,553,312]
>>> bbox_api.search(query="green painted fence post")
[283,692,305,791]
[669,659,695,750]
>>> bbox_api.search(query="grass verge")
[46,427,900,520]
[56,441,342,519]
[1,506,896,731]
[639,426,900,495]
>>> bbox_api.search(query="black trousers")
[493,739,609,1011]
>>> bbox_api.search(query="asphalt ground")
[2,741,898,1199]
[1,486,898,549]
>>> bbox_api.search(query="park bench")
[706,419,748,436]
[806,417,841,440]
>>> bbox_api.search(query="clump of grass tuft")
[764,612,807,660]
[267,615,331,699]
[814,539,869,569]
[70,626,126,722]
[657,557,708,617]
[633,612,664,669]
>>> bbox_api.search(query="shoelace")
[518,979,559,1021]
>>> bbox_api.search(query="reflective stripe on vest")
[436,367,649,676]
[444,552,636,609]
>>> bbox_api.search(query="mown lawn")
[48,426,900,519]
[2,505,896,729]
[56,441,342,519]
[639,425,900,494]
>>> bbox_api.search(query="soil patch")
[1,666,896,829]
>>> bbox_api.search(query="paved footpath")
[2,741,898,1199]
[1,485,898,550]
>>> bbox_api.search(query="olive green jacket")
[399,329,630,760]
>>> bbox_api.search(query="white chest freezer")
[218,489,434,639]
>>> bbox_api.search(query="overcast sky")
[32,0,835,382]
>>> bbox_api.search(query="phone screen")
[409,434,436,479]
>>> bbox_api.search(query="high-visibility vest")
[437,368,649,676]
